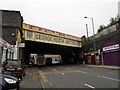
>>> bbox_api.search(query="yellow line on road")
[41,71,53,87]
[39,71,47,83]
[40,80,45,89]
[38,71,45,89]
[39,71,53,88]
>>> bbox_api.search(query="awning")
[86,51,98,55]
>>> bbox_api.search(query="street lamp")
[84,16,96,51]
[85,24,89,38]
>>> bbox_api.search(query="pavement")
[81,64,120,70]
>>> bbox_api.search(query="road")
[20,64,120,89]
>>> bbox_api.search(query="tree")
[97,25,106,33]
[97,15,119,33]
[108,17,117,26]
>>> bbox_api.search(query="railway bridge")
[18,23,83,65]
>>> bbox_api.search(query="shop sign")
[103,44,119,51]
[23,23,81,41]
[24,30,81,48]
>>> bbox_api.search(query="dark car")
[0,70,20,90]
[2,59,25,80]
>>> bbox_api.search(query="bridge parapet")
[23,23,82,48]
[23,23,81,41]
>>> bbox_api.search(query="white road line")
[75,70,81,72]
[52,69,65,76]
[85,83,95,89]
[66,68,72,70]
[98,75,120,81]
[52,69,57,71]
[75,70,89,74]
[61,73,65,75]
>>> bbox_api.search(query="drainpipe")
[101,52,104,65]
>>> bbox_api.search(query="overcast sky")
[0,0,119,37]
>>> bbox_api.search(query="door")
[91,55,96,65]
[103,50,120,65]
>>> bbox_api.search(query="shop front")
[84,45,101,65]
[86,51,100,65]
[101,40,120,66]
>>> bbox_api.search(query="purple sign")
[102,40,120,66]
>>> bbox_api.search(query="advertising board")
[24,30,82,48]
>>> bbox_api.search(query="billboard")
[24,30,82,48]
[23,23,81,41]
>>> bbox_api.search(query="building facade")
[0,10,23,60]
[83,21,120,66]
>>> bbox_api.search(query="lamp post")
[85,24,89,38]
[84,17,96,52]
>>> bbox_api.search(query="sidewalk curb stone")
[81,65,120,70]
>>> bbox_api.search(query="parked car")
[2,59,25,80]
[0,70,20,90]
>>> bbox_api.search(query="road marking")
[85,83,95,89]
[66,68,72,70]
[40,71,46,82]
[38,71,45,89]
[98,75,120,81]
[75,70,89,74]
[52,69,65,76]
[42,72,53,87]
[40,80,45,89]
[61,73,65,75]
[52,69,57,71]
[75,70,81,72]
[39,71,53,88]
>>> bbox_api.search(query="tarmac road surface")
[20,65,120,89]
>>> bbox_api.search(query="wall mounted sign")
[103,44,119,51]
[23,23,81,41]
[24,30,82,48]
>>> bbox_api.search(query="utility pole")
[86,24,89,38]
[84,17,96,51]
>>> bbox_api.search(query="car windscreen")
[4,60,21,68]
